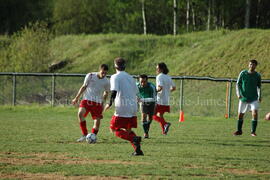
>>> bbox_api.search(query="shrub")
[8,21,54,72]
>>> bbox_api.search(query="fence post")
[12,73,16,106]
[51,74,55,106]
[228,80,233,118]
[180,78,184,111]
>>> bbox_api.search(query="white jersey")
[83,72,110,103]
[110,71,138,117]
[156,73,175,105]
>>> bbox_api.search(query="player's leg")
[111,116,143,155]
[92,118,101,135]
[89,101,103,136]
[141,113,149,138]
[77,107,88,142]
[145,103,155,137]
[250,101,259,136]
[234,100,247,136]
[140,103,149,138]
[160,112,171,135]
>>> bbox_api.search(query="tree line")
[0,0,269,35]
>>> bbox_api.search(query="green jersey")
[236,70,261,102]
[137,82,156,102]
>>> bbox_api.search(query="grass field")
[0,106,270,179]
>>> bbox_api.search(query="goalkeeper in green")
[137,74,156,138]
[234,59,261,136]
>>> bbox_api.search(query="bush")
[8,22,54,72]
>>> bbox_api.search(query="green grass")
[50,29,270,79]
[1,106,270,179]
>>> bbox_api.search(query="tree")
[245,0,251,28]
[186,0,190,32]
[173,0,177,35]
[141,0,147,34]
[207,0,211,31]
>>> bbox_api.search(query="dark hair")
[100,64,109,71]
[157,62,169,74]
[114,57,126,71]
[139,74,148,80]
[249,59,258,65]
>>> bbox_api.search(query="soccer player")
[137,74,156,138]
[104,57,144,156]
[72,64,110,142]
[153,62,176,135]
[234,59,262,136]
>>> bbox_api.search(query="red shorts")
[155,104,170,114]
[79,100,103,119]
[110,116,137,131]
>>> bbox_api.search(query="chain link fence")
[1,73,269,119]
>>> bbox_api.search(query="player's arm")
[236,72,243,99]
[102,91,109,104]
[72,84,87,105]
[257,74,262,102]
[157,85,163,92]
[170,86,176,92]
[170,79,176,92]
[104,90,117,111]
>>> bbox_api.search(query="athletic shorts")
[155,104,170,114]
[79,100,103,119]
[140,102,155,116]
[238,100,259,114]
[110,115,137,131]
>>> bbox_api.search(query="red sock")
[115,130,136,149]
[91,128,99,135]
[153,115,167,132]
[79,121,88,136]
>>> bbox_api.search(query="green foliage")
[52,0,109,34]
[49,29,270,79]
[0,0,53,34]
[8,22,54,72]
[0,106,270,179]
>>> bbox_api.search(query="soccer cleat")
[233,131,242,136]
[164,123,171,135]
[251,132,257,136]
[144,133,149,139]
[132,136,144,156]
[131,150,144,156]
[76,135,86,142]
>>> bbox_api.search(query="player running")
[137,74,156,138]
[104,57,144,156]
[72,64,110,142]
[153,62,176,135]
[233,59,262,136]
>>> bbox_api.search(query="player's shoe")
[144,133,149,139]
[233,131,242,136]
[164,123,171,135]
[76,135,86,142]
[132,136,144,156]
[251,132,257,136]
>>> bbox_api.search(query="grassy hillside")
[51,29,270,78]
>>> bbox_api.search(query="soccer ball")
[265,112,270,120]
[86,133,97,144]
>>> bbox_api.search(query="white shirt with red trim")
[83,72,110,103]
[110,71,138,117]
[156,73,175,105]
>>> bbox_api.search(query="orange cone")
[179,111,184,122]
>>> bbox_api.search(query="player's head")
[114,57,126,71]
[156,62,169,74]
[98,64,108,78]
[249,59,258,72]
[139,74,148,87]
